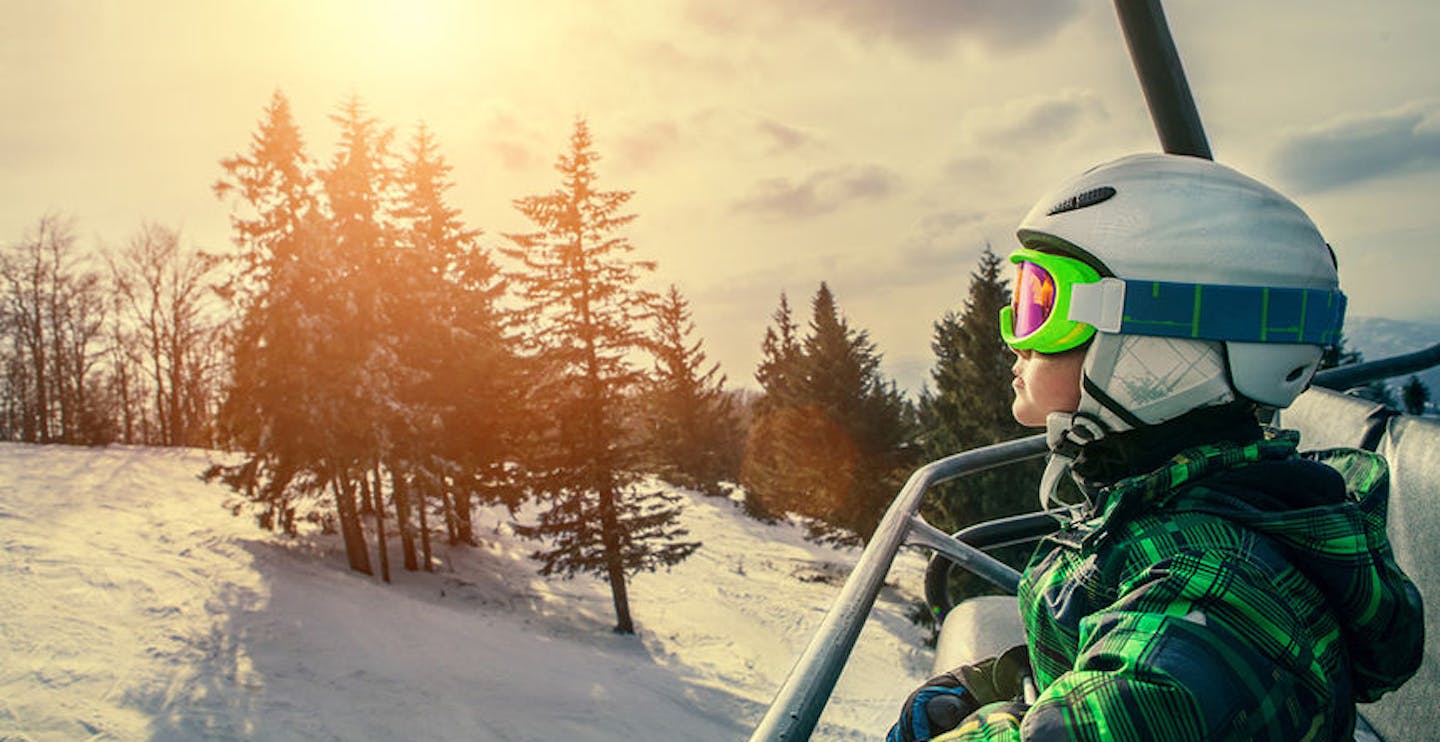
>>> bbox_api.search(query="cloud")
[882,210,1002,288]
[614,118,681,171]
[604,112,820,176]
[473,105,552,172]
[732,164,900,219]
[963,89,1108,148]
[687,0,1082,56]
[1272,100,1440,193]
[686,108,828,160]
[890,209,990,270]
[942,156,999,183]
[629,38,735,75]
[755,117,821,154]
[703,208,990,306]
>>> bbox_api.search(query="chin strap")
[1039,412,1110,509]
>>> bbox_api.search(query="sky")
[3,0,1438,392]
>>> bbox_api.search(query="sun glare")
[307,0,482,71]
[365,0,452,51]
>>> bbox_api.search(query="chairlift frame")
[748,1,1440,739]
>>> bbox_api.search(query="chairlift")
[749,1,1440,739]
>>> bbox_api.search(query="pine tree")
[309,94,403,575]
[211,90,320,535]
[212,94,534,581]
[213,91,317,307]
[211,92,398,575]
[1402,375,1431,416]
[505,119,698,634]
[644,284,739,495]
[741,283,914,543]
[740,292,802,521]
[1319,330,1363,370]
[392,121,525,563]
[917,245,1040,534]
[755,293,803,410]
[799,283,914,541]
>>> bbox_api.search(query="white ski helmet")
[1011,153,1344,435]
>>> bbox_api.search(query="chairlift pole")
[1114,0,1212,159]
[1115,0,1440,392]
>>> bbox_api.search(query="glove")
[887,645,1031,742]
[886,672,975,742]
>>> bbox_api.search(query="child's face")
[1010,347,1086,427]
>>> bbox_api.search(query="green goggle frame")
[999,247,1101,353]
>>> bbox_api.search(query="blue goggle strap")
[1068,278,1346,345]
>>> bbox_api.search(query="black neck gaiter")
[1071,402,1264,490]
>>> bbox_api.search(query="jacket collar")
[1093,429,1300,525]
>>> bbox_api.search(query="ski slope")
[0,443,933,740]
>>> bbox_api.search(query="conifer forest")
[0,93,1030,633]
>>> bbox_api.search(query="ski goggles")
[1000,247,1101,353]
[998,246,1349,354]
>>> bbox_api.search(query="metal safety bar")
[905,516,1025,596]
[1312,341,1440,392]
[923,510,1071,620]
[747,434,1048,742]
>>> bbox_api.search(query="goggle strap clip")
[1040,412,1110,509]
[1039,454,1073,511]
[1067,278,1126,333]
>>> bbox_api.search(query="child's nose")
[1010,348,1029,374]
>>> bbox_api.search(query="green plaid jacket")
[934,431,1423,741]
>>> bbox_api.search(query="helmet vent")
[1047,186,1116,216]
[1285,366,1307,382]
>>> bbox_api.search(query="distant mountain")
[1339,316,1440,411]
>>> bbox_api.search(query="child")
[889,154,1424,741]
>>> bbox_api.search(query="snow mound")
[0,443,934,740]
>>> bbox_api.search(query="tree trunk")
[152,338,167,445]
[358,474,374,516]
[117,359,134,443]
[29,318,47,442]
[441,483,458,545]
[599,481,634,634]
[390,460,418,572]
[370,462,390,583]
[168,339,185,447]
[49,323,69,441]
[332,471,372,575]
[417,475,433,572]
[454,483,475,546]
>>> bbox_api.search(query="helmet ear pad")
[1225,342,1322,408]
[1078,333,1236,432]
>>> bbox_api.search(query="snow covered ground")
[0,443,935,741]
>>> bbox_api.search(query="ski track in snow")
[0,443,933,741]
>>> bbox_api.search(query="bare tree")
[103,290,147,443]
[0,214,113,443]
[107,223,221,447]
[0,216,63,440]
